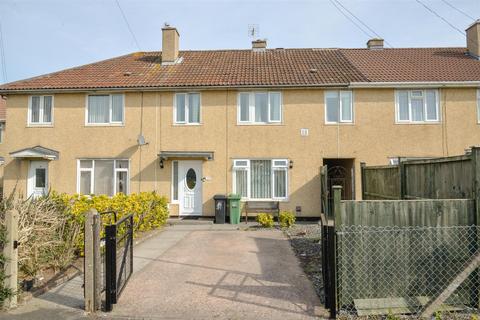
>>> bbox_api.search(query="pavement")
[1,222,326,319]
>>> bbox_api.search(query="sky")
[0,0,478,84]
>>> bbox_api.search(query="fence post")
[84,208,101,313]
[471,146,480,308]
[333,186,342,227]
[332,186,343,318]
[360,162,366,200]
[399,160,406,199]
[3,209,18,309]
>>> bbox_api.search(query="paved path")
[106,225,326,319]
[1,223,326,319]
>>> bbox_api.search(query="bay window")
[325,91,353,123]
[87,94,124,125]
[28,95,53,125]
[77,159,129,196]
[238,92,282,124]
[175,93,201,124]
[395,89,439,123]
[233,159,288,200]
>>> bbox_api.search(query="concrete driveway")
[108,224,326,319]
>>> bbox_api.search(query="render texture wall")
[2,88,480,216]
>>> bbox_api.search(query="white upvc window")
[174,93,201,124]
[232,159,288,200]
[237,92,282,124]
[171,160,179,202]
[77,159,129,196]
[0,122,5,143]
[395,89,440,123]
[28,95,54,125]
[86,94,124,125]
[325,91,353,124]
[477,89,480,124]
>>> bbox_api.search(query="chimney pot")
[466,20,480,59]
[367,38,384,50]
[252,39,267,52]
[162,26,180,65]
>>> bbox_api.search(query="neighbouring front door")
[27,161,49,198]
[178,161,202,216]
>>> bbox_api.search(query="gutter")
[0,83,350,95]
[349,81,480,88]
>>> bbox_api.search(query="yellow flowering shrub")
[51,191,169,253]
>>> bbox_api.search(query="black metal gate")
[103,213,134,312]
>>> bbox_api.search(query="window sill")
[241,198,289,202]
[236,123,284,126]
[84,123,125,127]
[172,123,202,126]
[324,122,355,126]
[394,122,441,125]
[26,124,54,128]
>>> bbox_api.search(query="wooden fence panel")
[362,165,401,200]
[404,155,472,200]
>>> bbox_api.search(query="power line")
[415,0,466,37]
[440,0,476,22]
[115,0,141,51]
[328,0,374,40]
[0,20,7,83]
[332,0,394,48]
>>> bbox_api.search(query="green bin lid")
[227,193,242,200]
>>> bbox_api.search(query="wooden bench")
[244,201,280,223]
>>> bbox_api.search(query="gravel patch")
[284,222,325,305]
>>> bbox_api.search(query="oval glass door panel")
[186,168,197,190]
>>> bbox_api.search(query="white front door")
[27,161,49,198]
[178,161,202,216]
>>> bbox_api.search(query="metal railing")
[104,213,134,312]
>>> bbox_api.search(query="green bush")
[50,191,170,254]
[279,211,296,228]
[256,213,274,228]
[2,191,169,281]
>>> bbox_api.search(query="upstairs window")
[28,95,53,125]
[477,89,480,123]
[325,91,353,123]
[395,89,439,123]
[0,122,4,143]
[238,92,282,124]
[175,93,201,124]
[87,94,124,125]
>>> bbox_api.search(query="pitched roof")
[0,50,366,91]
[0,47,479,92]
[0,98,5,120]
[340,48,480,82]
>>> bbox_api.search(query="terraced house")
[1,22,480,217]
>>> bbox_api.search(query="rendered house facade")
[1,23,480,217]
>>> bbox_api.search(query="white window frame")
[76,159,130,195]
[232,158,288,201]
[0,122,5,144]
[85,93,125,126]
[171,160,179,203]
[477,89,480,124]
[173,92,201,125]
[324,90,354,124]
[395,89,440,124]
[237,92,282,124]
[28,95,54,126]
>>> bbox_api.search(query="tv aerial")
[248,24,259,39]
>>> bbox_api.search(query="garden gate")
[84,210,134,313]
